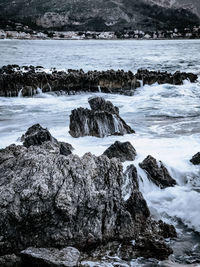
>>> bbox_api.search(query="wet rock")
[157,220,177,239]
[22,124,55,148]
[134,235,173,260]
[69,97,135,138]
[139,155,176,189]
[21,124,73,156]
[0,65,197,97]
[103,141,136,162]
[0,130,174,260]
[59,142,74,157]
[190,152,200,165]
[0,66,140,97]
[0,254,21,267]
[88,96,119,115]
[135,69,198,86]
[21,247,80,267]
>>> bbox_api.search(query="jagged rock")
[0,65,197,97]
[21,124,73,156]
[0,66,139,97]
[103,141,136,162]
[0,254,21,267]
[135,69,198,86]
[139,155,176,189]
[21,247,80,267]
[190,152,200,165]
[0,132,175,260]
[69,97,135,138]
[21,124,56,147]
[88,96,119,115]
[157,220,177,239]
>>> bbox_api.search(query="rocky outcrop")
[190,152,200,165]
[0,127,176,260]
[0,65,140,97]
[0,254,21,267]
[139,155,177,189]
[21,247,80,267]
[0,65,198,97]
[135,69,198,85]
[103,141,136,162]
[21,124,73,156]
[69,97,135,137]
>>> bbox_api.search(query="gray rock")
[103,141,136,162]
[0,127,176,260]
[21,124,55,148]
[0,254,21,267]
[21,124,73,156]
[21,247,80,267]
[69,97,135,138]
[0,143,141,254]
[139,155,176,189]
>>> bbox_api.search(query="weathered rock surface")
[103,141,136,162]
[0,65,139,97]
[0,128,176,260]
[135,69,198,85]
[21,247,80,267]
[69,97,135,138]
[88,96,119,115]
[21,124,73,156]
[139,155,177,189]
[0,254,21,267]
[190,152,200,165]
[0,65,198,97]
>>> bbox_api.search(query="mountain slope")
[0,0,199,31]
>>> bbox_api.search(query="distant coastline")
[1,26,200,41]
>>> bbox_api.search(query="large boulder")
[69,97,135,138]
[0,129,175,260]
[139,155,176,189]
[21,124,73,156]
[190,152,200,165]
[103,141,136,162]
[21,247,80,267]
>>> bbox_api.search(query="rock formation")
[21,247,80,267]
[21,124,73,156]
[69,96,135,137]
[135,69,198,85]
[190,152,200,165]
[103,141,136,162]
[0,126,176,263]
[139,155,177,189]
[0,65,139,97]
[0,65,198,97]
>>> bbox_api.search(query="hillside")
[0,0,199,31]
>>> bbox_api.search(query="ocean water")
[0,39,200,266]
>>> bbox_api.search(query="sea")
[0,39,200,267]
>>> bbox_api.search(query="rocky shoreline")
[0,65,198,97]
[0,97,182,266]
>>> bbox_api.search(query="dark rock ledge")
[0,124,177,266]
[0,64,198,97]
